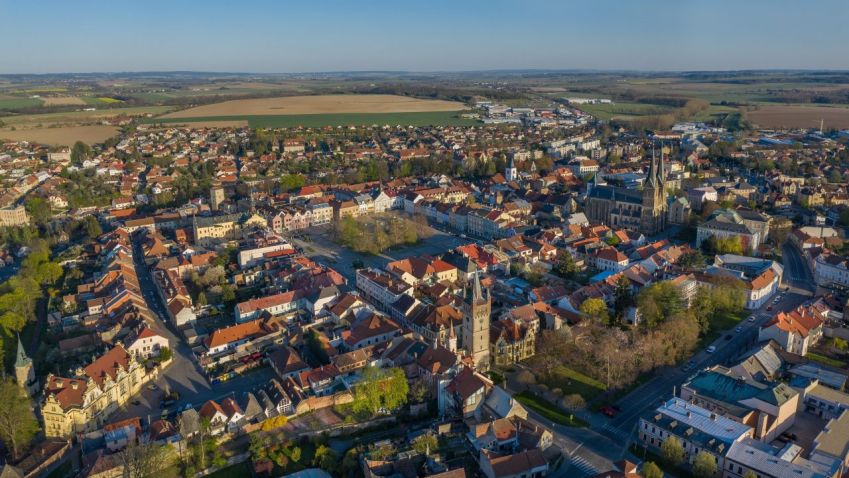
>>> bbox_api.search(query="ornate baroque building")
[42,345,148,437]
[585,150,667,235]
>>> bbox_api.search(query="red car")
[600,405,620,417]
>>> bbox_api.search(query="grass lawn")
[515,391,587,427]
[576,101,676,120]
[146,111,481,128]
[807,352,845,369]
[205,461,252,478]
[699,310,746,347]
[542,365,606,401]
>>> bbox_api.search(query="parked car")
[600,405,620,417]
[706,346,716,353]
[748,316,756,322]
[735,326,743,333]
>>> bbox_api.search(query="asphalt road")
[110,239,275,424]
[782,241,816,294]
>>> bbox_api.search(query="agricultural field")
[40,96,87,106]
[744,104,849,129]
[0,125,119,145]
[150,111,479,128]
[161,94,465,118]
[0,105,173,127]
[0,96,43,110]
[575,101,677,121]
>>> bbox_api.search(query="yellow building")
[0,205,30,227]
[489,319,535,367]
[42,345,148,437]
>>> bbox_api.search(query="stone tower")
[14,335,36,396]
[505,156,517,182]
[462,272,491,371]
[210,182,225,211]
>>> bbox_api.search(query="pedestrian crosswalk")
[569,455,600,476]
[600,422,632,441]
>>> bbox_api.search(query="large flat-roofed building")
[639,397,752,471]
[680,366,799,442]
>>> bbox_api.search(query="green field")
[0,97,43,110]
[515,391,588,427]
[82,96,123,105]
[146,111,481,128]
[577,101,677,120]
[541,365,606,401]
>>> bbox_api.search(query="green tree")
[0,379,40,459]
[554,250,577,278]
[220,284,235,303]
[196,292,208,307]
[613,275,632,322]
[83,215,102,238]
[579,298,609,324]
[642,461,663,478]
[743,471,758,478]
[71,141,92,166]
[411,433,438,455]
[636,281,683,329]
[25,197,52,226]
[351,366,409,416]
[692,450,717,478]
[660,436,685,468]
[280,174,306,192]
[313,445,338,474]
[678,250,706,269]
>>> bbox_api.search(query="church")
[584,150,667,236]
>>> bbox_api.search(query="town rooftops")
[206,319,275,349]
[235,290,304,315]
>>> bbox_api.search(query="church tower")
[641,146,667,235]
[14,335,37,396]
[462,272,491,371]
[505,157,517,182]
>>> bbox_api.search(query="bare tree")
[116,441,170,478]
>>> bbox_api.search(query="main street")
[111,238,275,424]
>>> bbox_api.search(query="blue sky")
[2,0,848,73]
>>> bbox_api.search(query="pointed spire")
[658,142,665,186]
[472,270,483,302]
[15,333,31,369]
[647,145,658,188]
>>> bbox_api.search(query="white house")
[126,327,169,359]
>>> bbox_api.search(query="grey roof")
[726,438,833,478]
[587,184,644,205]
[14,334,31,369]
[789,364,848,390]
[644,397,751,453]
[194,213,243,228]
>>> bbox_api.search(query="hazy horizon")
[2,0,849,74]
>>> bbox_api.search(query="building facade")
[585,151,667,235]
